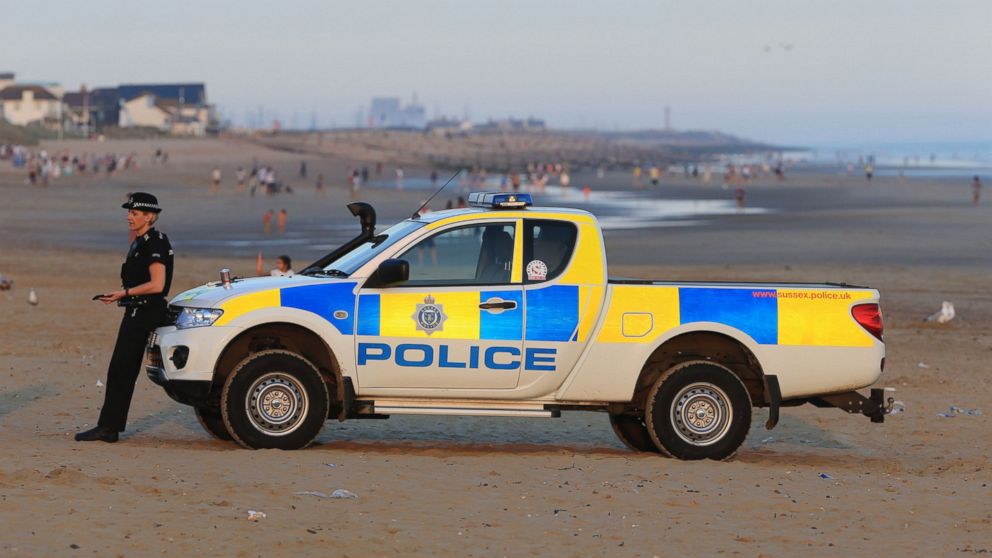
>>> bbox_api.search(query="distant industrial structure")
[368,93,546,135]
[0,72,218,136]
[368,95,426,129]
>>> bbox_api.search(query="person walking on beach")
[395,167,405,190]
[236,166,247,193]
[211,167,221,194]
[263,209,274,234]
[735,187,746,211]
[277,209,288,234]
[972,176,982,205]
[76,193,173,443]
[299,160,307,179]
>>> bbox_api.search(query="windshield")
[321,220,425,275]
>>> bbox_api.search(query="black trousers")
[98,301,166,432]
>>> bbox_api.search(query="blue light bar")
[467,192,533,209]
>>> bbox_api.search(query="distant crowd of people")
[0,144,145,187]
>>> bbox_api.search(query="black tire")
[645,360,751,460]
[195,406,233,441]
[609,413,660,453]
[221,350,329,450]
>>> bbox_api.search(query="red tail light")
[852,303,883,341]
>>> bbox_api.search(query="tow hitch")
[810,387,898,423]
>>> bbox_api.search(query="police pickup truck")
[147,192,893,460]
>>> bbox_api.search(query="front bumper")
[146,364,212,406]
[145,324,241,405]
[146,325,241,382]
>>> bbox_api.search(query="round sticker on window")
[526,259,548,281]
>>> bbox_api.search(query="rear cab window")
[523,220,578,283]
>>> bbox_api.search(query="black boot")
[75,426,119,443]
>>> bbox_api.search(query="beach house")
[117,83,216,136]
[63,87,121,133]
[0,84,64,127]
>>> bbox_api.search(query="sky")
[2,0,990,145]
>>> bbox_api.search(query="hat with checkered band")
[121,192,162,213]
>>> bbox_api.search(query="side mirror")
[375,259,409,286]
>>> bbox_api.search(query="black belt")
[118,295,165,308]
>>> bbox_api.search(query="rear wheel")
[195,406,233,441]
[608,413,659,453]
[221,350,330,450]
[645,361,751,460]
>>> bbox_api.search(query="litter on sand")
[818,473,833,480]
[0,273,12,290]
[917,362,930,369]
[936,405,982,418]
[28,288,38,305]
[294,489,359,499]
[95,380,104,388]
[925,301,955,324]
[247,510,267,521]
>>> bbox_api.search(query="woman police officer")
[76,192,174,443]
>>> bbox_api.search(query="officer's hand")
[99,290,125,304]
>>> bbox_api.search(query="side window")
[398,223,516,286]
[524,220,577,283]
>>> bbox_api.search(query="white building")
[118,91,211,136]
[0,84,64,127]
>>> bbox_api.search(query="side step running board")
[367,400,559,418]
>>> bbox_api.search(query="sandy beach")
[1,138,990,555]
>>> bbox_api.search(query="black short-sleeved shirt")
[121,228,174,297]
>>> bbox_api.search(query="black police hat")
[122,192,162,213]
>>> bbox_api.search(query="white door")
[356,221,525,389]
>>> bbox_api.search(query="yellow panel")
[558,223,606,285]
[597,286,680,343]
[777,289,875,347]
[215,289,280,326]
[576,285,605,342]
[511,218,523,283]
[622,313,653,337]
[379,291,481,339]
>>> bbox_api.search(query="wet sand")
[1,138,990,555]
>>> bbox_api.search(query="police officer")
[76,192,174,443]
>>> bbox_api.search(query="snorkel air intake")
[302,202,377,273]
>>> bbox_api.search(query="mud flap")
[763,375,782,430]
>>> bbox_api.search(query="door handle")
[479,300,517,310]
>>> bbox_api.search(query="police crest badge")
[413,294,446,335]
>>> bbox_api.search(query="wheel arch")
[213,322,345,417]
[630,330,766,409]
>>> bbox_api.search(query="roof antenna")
[413,169,461,219]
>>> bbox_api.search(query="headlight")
[175,307,224,329]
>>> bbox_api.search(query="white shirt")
[271,269,295,277]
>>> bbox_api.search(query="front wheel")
[195,406,233,441]
[609,413,659,453]
[645,361,752,460]
[221,350,330,450]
